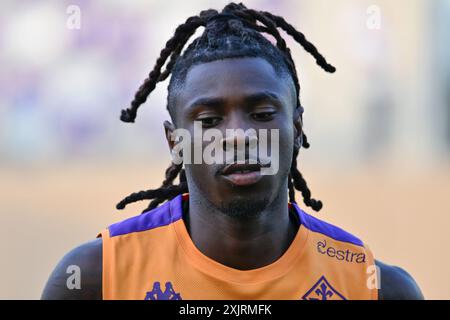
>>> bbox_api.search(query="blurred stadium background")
[1,0,449,299]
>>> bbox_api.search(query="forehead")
[174,57,295,111]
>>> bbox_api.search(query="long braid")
[116,183,188,210]
[140,163,184,212]
[232,6,333,150]
[262,11,336,73]
[260,9,334,150]
[117,2,332,213]
[157,33,196,82]
[290,146,323,211]
[158,10,219,82]
[134,165,189,213]
[120,15,207,123]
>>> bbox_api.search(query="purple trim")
[292,203,364,247]
[108,194,363,247]
[108,194,184,237]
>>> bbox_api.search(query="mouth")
[219,162,266,186]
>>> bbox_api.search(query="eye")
[251,111,276,121]
[197,116,222,128]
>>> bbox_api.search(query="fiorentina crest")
[302,276,346,300]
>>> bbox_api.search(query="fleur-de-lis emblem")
[302,276,346,300]
[314,282,334,300]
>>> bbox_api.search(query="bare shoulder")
[41,238,102,300]
[375,259,424,300]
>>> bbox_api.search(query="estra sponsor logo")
[317,240,366,263]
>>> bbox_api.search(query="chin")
[218,195,271,219]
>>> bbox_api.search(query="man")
[42,2,423,300]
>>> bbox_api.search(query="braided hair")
[116,2,335,214]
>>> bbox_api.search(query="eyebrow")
[186,90,284,111]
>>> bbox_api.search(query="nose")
[220,111,256,150]
[221,133,258,151]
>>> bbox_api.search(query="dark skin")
[167,57,300,270]
[41,57,424,300]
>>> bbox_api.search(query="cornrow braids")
[117,2,334,213]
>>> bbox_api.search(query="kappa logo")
[302,276,346,300]
[144,281,182,300]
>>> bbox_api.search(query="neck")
[184,189,299,270]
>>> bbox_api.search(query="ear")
[293,106,304,149]
[164,120,176,151]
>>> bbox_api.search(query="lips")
[219,162,264,186]
[221,163,262,175]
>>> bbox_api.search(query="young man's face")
[166,57,302,217]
